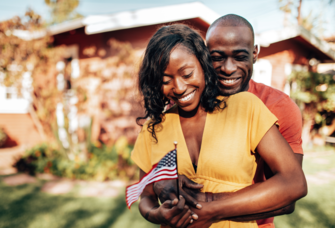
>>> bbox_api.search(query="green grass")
[274,150,335,228]
[0,178,158,228]
[1,149,335,228]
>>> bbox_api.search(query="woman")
[131,24,307,228]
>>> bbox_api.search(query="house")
[0,2,219,147]
[2,2,335,148]
[253,25,335,93]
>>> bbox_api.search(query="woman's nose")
[221,58,237,76]
[173,78,187,95]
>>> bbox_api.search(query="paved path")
[1,173,126,197]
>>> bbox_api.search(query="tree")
[0,10,141,158]
[278,0,327,36]
[288,70,335,145]
[45,0,83,25]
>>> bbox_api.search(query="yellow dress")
[131,92,278,228]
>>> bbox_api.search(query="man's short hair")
[207,14,254,39]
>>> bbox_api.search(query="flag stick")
[174,141,179,200]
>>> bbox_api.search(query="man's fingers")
[181,189,202,209]
[177,208,193,228]
[183,177,204,189]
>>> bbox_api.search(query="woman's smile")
[175,89,196,104]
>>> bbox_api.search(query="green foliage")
[14,138,137,181]
[45,0,83,25]
[288,71,335,124]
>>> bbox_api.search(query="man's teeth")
[179,91,195,102]
[222,79,238,84]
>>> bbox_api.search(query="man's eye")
[235,56,248,61]
[211,56,224,61]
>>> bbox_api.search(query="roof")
[82,2,219,34]
[13,2,219,40]
[256,25,335,61]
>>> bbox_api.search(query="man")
[154,14,305,228]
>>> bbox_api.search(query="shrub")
[14,137,137,181]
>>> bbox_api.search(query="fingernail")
[192,214,198,220]
[190,219,193,224]
[196,204,202,209]
[180,195,183,198]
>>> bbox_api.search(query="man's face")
[206,26,258,95]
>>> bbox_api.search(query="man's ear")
[253,44,259,64]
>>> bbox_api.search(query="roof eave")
[256,25,335,62]
[47,18,85,35]
[83,2,219,34]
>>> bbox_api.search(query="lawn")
[0,178,158,228]
[274,150,335,228]
[1,150,335,228]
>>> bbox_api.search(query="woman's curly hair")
[137,24,224,142]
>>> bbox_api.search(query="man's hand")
[186,202,214,228]
[153,175,204,209]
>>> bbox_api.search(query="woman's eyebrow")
[178,64,193,73]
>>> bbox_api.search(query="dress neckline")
[175,108,209,175]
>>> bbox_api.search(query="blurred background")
[0,0,334,227]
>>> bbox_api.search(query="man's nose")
[220,58,237,76]
[173,78,187,95]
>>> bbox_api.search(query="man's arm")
[224,153,302,221]
[154,131,306,222]
[184,126,307,227]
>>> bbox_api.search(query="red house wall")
[0,114,43,147]
[258,39,311,91]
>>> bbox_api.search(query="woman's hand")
[151,196,195,228]
[154,175,204,208]
[139,169,196,227]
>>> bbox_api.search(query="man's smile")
[218,77,242,87]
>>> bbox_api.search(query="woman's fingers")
[160,195,198,227]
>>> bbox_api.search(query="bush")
[14,137,137,181]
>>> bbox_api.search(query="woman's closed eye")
[162,76,172,85]
[182,72,193,79]
[162,80,171,85]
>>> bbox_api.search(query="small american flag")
[126,149,178,208]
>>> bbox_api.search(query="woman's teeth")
[179,91,195,102]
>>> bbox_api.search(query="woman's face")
[162,45,205,113]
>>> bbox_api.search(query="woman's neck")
[178,103,206,119]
